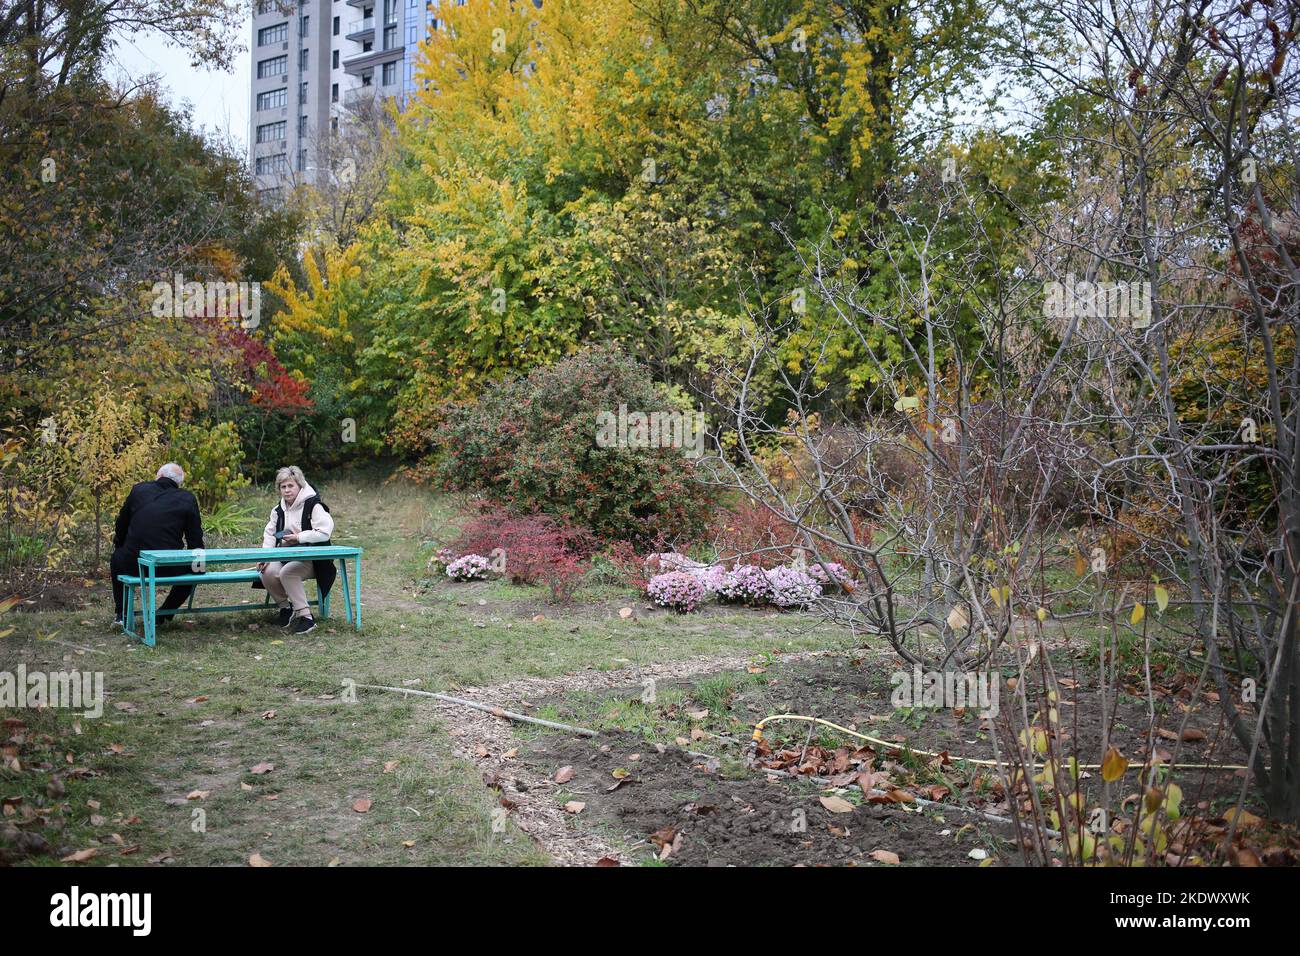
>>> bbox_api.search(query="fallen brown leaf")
[820,795,855,814]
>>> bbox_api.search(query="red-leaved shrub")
[594,539,654,591]
[709,498,857,573]
[451,503,595,603]
[709,500,803,568]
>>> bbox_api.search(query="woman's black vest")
[273,495,337,598]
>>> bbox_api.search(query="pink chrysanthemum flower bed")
[807,560,853,588]
[764,566,823,608]
[715,564,774,605]
[646,571,707,612]
[446,554,492,581]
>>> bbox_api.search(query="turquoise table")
[120,546,362,647]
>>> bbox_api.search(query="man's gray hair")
[157,463,185,485]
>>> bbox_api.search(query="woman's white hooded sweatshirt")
[262,482,335,548]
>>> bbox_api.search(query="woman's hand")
[281,532,300,546]
[257,562,267,573]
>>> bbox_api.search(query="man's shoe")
[274,606,293,628]
[291,616,316,635]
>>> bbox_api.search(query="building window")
[255,153,287,175]
[382,62,397,86]
[298,115,308,136]
[384,25,397,49]
[333,16,340,35]
[299,81,308,104]
[256,121,286,143]
[299,149,308,172]
[257,187,284,204]
[256,88,287,110]
[258,23,287,45]
[257,55,288,78]
[298,48,309,70]
[332,49,339,69]
[256,0,278,14]
[331,83,339,103]
[361,71,373,87]
[299,15,310,37]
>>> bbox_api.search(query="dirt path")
[389,649,838,865]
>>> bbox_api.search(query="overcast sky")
[107,27,252,155]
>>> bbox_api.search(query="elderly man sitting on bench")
[110,463,204,630]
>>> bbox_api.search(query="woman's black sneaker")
[291,616,316,635]
[275,607,293,627]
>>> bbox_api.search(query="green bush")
[167,420,250,512]
[203,499,262,544]
[437,345,712,543]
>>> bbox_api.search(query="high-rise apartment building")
[249,0,446,201]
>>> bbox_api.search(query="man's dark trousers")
[111,553,196,620]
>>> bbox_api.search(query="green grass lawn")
[1,475,846,866]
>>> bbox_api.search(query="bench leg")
[319,578,330,620]
[121,582,137,641]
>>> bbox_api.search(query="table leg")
[339,559,352,625]
[145,566,157,648]
[354,556,362,630]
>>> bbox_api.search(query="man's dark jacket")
[114,477,204,556]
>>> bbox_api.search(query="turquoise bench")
[121,545,362,646]
[118,569,336,642]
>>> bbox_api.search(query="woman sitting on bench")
[257,466,335,634]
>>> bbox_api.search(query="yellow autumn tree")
[265,242,363,372]
[54,383,164,566]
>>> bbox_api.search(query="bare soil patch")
[421,649,1273,866]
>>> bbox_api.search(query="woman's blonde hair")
[274,465,307,489]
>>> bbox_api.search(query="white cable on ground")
[356,682,598,736]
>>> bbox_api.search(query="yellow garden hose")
[751,714,1251,772]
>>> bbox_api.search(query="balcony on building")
[343,85,382,108]
[341,44,404,77]
[346,16,374,40]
